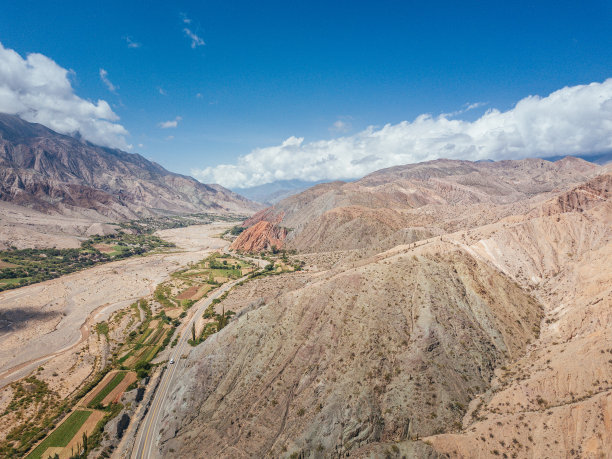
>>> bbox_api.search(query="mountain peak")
[0,113,261,219]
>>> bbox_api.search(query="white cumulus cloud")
[158,116,182,129]
[193,79,612,188]
[330,118,352,134]
[0,42,129,149]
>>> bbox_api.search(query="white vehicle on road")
[169,358,175,364]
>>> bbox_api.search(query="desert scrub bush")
[96,321,110,338]
[154,283,176,308]
[3,376,56,415]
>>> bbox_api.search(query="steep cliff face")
[0,113,261,219]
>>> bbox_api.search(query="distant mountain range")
[543,151,612,165]
[233,179,336,205]
[231,156,600,253]
[0,113,261,219]
[234,153,612,205]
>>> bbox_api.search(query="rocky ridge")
[232,158,598,253]
[0,113,261,219]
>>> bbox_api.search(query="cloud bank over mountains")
[0,42,129,150]
[1,41,610,187]
[194,79,612,188]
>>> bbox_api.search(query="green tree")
[217,306,227,331]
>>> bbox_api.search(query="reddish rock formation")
[534,172,611,216]
[230,220,288,252]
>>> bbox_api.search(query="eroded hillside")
[232,158,598,253]
[425,175,612,458]
[159,242,543,457]
[156,162,611,458]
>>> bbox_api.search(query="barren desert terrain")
[156,163,612,458]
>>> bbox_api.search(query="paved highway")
[131,274,249,459]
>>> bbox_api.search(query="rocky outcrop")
[0,113,261,219]
[230,220,288,252]
[533,172,611,216]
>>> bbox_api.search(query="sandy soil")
[176,285,201,300]
[165,308,183,319]
[0,223,231,389]
[0,201,117,250]
[93,243,115,253]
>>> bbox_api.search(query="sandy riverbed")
[0,223,231,388]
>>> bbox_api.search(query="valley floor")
[0,223,228,389]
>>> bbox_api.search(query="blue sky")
[0,1,611,188]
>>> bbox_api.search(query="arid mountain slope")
[159,240,543,458]
[423,174,612,458]
[232,158,598,253]
[157,168,611,458]
[0,113,260,219]
[0,200,118,249]
[230,220,288,252]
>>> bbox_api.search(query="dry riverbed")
[0,223,230,393]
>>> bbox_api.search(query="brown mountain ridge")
[0,113,261,219]
[231,157,598,253]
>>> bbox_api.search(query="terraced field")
[117,314,173,370]
[26,410,92,459]
[154,252,254,309]
[0,223,242,458]
[87,372,126,408]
